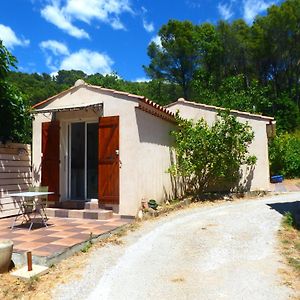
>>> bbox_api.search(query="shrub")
[269,131,300,178]
[169,110,256,196]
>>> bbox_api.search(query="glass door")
[87,123,98,199]
[69,122,98,200]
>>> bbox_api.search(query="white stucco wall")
[134,109,176,214]
[167,101,271,191]
[32,85,175,216]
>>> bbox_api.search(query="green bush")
[269,131,300,178]
[169,110,256,196]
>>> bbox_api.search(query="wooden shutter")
[98,116,119,204]
[41,121,60,203]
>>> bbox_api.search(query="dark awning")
[32,103,103,114]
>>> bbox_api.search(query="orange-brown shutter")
[98,116,119,204]
[41,121,60,203]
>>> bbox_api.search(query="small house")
[32,80,175,217]
[32,81,275,217]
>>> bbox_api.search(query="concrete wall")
[32,85,175,216]
[0,143,32,218]
[167,101,271,191]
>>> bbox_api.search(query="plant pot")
[0,240,13,273]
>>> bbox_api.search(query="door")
[98,116,119,205]
[41,121,60,203]
[69,122,98,200]
[70,122,85,199]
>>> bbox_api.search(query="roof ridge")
[165,98,274,121]
[32,82,175,120]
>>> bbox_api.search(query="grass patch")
[283,212,295,228]
[81,232,93,253]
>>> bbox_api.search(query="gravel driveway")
[53,193,300,300]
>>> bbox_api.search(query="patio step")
[84,202,99,210]
[45,208,113,220]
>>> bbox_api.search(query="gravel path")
[53,193,300,300]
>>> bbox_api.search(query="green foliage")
[169,111,256,195]
[283,211,295,228]
[269,131,300,177]
[81,232,93,253]
[8,72,65,105]
[0,41,31,143]
[144,0,300,133]
[144,19,202,98]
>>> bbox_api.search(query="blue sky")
[0,0,280,82]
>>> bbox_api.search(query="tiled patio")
[0,215,132,264]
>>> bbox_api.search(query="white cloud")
[41,4,90,39]
[218,2,234,20]
[243,0,275,23]
[59,49,114,75]
[150,35,162,48]
[40,40,70,56]
[143,19,154,33]
[135,77,150,82]
[65,0,132,23]
[41,0,133,38]
[0,24,30,49]
[110,18,125,30]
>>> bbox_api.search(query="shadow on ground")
[267,201,300,216]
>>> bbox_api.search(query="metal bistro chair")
[27,186,49,230]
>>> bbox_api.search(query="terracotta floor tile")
[0,233,22,239]
[97,225,116,230]
[33,229,61,235]
[12,234,43,242]
[48,232,77,238]
[34,244,67,253]
[51,238,82,246]
[107,222,125,226]
[33,236,60,243]
[70,233,90,240]
[49,226,74,231]
[77,224,104,229]
[15,241,46,251]
[64,227,85,232]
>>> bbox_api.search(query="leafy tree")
[0,41,31,143]
[144,20,201,99]
[169,111,256,196]
[55,70,87,87]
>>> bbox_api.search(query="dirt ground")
[278,214,300,299]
